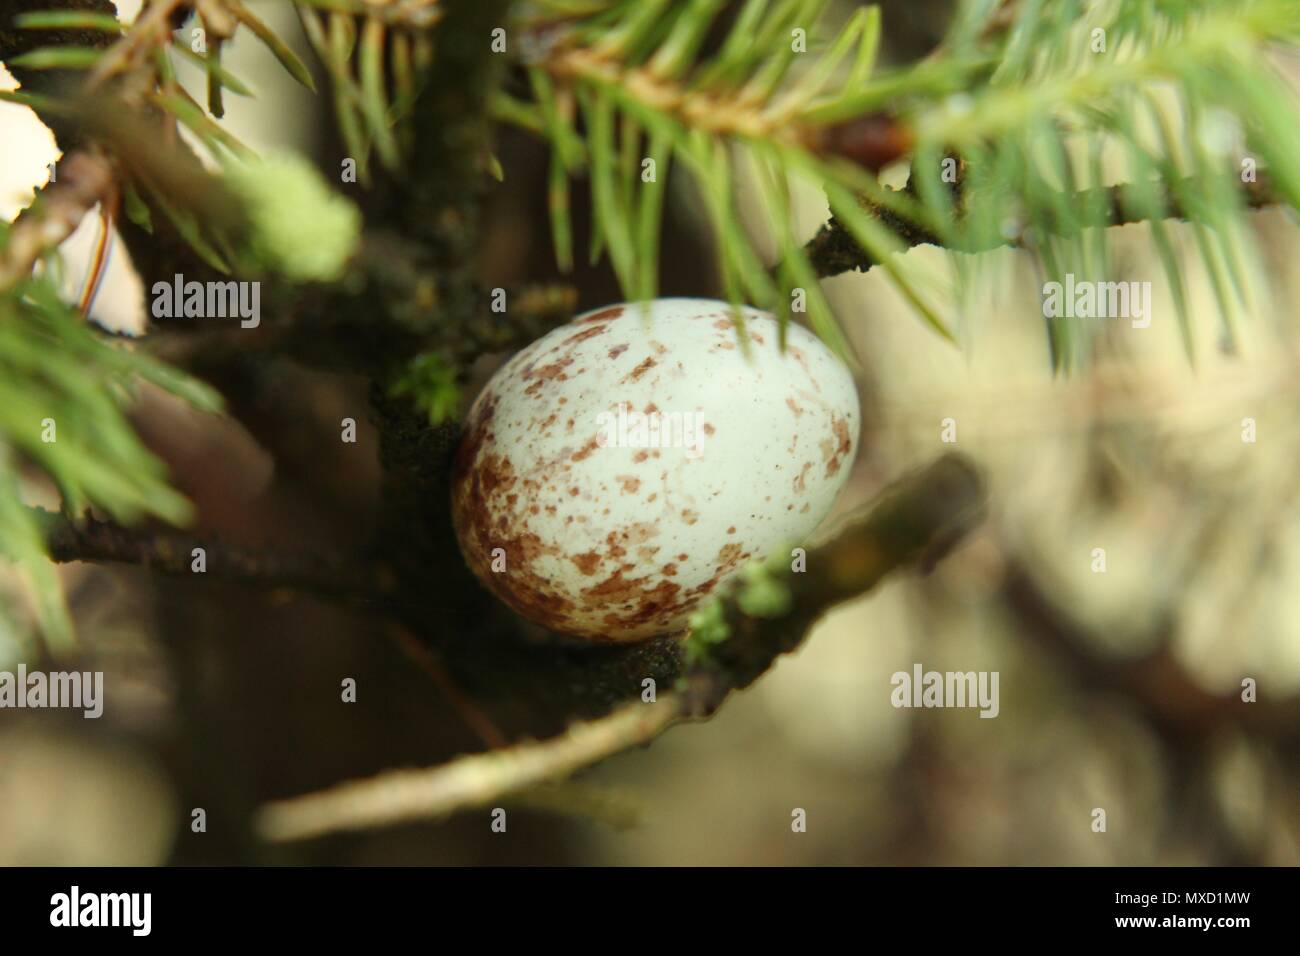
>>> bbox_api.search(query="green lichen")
[223,152,361,281]
[684,598,730,665]
[390,353,461,425]
[685,545,797,662]
[735,551,794,619]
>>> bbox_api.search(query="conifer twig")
[84,0,180,90]
[0,151,115,292]
[34,506,379,605]
[803,169,1286,278]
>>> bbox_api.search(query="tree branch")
[0,151,115,292]
[804,173,1286,278]
[255,453,986,841]
[2,0,241,295]
[1000,560,1300,743]
[145,278,578,375]
[34,507,380,606]
[257,691,680,842]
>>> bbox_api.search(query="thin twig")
[34,507,381,606]
[144,279,578,372]
[388,622,509,749]
[0,151,115,292]
[257,694,681,841]
[804,172,1285,278]
[84,0,182,91]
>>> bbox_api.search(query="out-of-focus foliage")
[504,0,1300,367]
[0,268,221,650]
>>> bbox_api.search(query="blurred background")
[0,0,1296,865]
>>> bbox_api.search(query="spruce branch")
[495,0,900,359]
[82,0,181,91]
[255,454,987,841]
[0,150,115,292]
[33,507,380,605]
[144,280,577,376]
[294,0,442,182]
[803,171,1287,279]
[506,0,1300,367]
[3,3,264,298]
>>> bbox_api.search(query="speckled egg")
[451,298,859,642]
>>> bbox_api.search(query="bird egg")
[451,298,859,642]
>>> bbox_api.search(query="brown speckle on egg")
[579,306,625,323]
[626,357,656,381]
[564,324,608,345]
